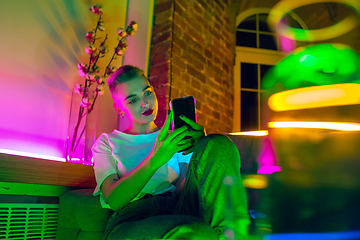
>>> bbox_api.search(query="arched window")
[236,13,279,50]
[233,9,306,132]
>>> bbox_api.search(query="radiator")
[0,203,59,240]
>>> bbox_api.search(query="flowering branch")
[67,4,138,161]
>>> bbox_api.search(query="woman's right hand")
[149,110,193,169]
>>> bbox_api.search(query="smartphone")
[169,96,197,131]
[170,96,197,153]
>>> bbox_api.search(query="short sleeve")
[92,134,118,199]
[177,152,193,164]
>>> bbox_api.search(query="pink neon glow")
[258,138,277,165]
[257,138,280,174]
[0,148,66,162]
[0,2,85,160]
[278,18,296,53]
[0,148,93,164]
[280,35,296,53]
[0,2,134,161]
[257,166,281,174]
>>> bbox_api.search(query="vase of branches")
[66,4,137,164]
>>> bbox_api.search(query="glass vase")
[66,91,87,164]
[66,90,96,165]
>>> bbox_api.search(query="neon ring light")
[268,0,360,41]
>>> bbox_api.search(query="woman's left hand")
[178,115,206,155]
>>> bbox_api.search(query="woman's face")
[112,75,158,126]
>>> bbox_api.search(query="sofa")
[55,134,265,240]
[56,188,113,240]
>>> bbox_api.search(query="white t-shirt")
[92,129,193,209]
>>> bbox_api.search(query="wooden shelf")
[0,154,96,188]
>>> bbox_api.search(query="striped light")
[242,174,269,189]
[0,148,67,162]
[229,130,268,136]
[268,83,360,112]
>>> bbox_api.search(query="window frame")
[233,47,284,132]
[233,8,308,133]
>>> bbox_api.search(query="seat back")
[56,188,113,240]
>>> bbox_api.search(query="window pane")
[260,92,270,130]
[241,91,258,131]
[260,64,273,89]
[236,31,257,48]
[241,63,258,89]
[259,14,270,32]
[259,34,277,50]
[237,15,256,30]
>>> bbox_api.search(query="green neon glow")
[262,44,360,93]
[299,54,316,67]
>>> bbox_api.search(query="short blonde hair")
[107,65,145,93]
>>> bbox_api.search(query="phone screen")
[169,96,196,131]
[170,96,196,153]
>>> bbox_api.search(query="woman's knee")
[162,222,218,239]
[200,134,237,151]
[195,133,240,167]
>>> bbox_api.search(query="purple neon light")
[257,137,280,174]
[257,166,281,174]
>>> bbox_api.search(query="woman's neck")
[123,121,160,135]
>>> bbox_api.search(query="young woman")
[92,65,250,239]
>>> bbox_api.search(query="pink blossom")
[94,75,101,84]
[130,21,138,31]
[118,40,128,49]
[78,69,87,77]
[77,62,87,70]
[99,76,106,84]
[85,44,96,54]
[97,84,104,95]
[74,83,84,94]
[77,63,88,76]
[117,27,126,37]
[106,65,116,75]
[99,42,108,54]
[90,4,102,15]
[94,76,105,85]
[118,42,124,48]
[86,31,94,42]
[114,46,124,56]
[80,98,91,108]
[90,54,97,64]
[86,72,96,81]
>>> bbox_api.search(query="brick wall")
[149,0,236,134]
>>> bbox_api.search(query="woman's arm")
[175,162,189,198]
[101,111,193,212]
[101,154,158,212]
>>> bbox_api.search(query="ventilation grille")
[0,203,58,240]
